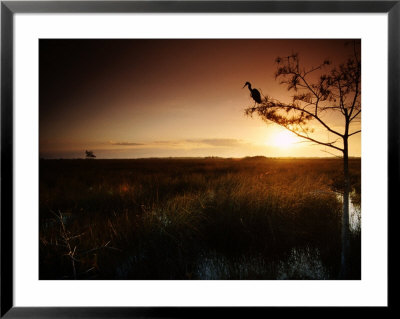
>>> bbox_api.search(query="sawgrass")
[39,157,361,279]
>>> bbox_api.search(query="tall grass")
[39,157,361,279]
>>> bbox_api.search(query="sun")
[271,130,298,148]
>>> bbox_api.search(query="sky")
[39,39,361,159]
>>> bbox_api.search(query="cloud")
[109,141,144,146]
[153,141,181,146]
[186,138,245,147]
[107,138,249,149]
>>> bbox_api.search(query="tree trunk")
[340,135,350,279]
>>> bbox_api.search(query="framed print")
[1,0,396,317]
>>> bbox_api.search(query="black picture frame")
[1,1,396,317]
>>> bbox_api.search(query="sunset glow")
[39,39,361,159]
[270,131,299,149]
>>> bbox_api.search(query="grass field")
[39,157,361,280]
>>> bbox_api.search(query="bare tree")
[245,41,361,278]
[85,150,96,159]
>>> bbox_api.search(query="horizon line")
[39,155,361,160]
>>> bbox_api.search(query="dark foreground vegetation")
[39,157,361,280]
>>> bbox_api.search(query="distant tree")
[244,41,361,278]
[85,150,96,159]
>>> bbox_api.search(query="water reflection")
[337,191,361,233]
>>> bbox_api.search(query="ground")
[39,157,361,280]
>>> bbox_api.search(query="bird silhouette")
[243,82,262,104]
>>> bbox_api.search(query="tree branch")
[321,149,343,159]
[348,130,361,137]
[261,100,344,138]
[284,126,343,152]
[350,109,361,122]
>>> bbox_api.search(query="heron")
[243,82,262,104]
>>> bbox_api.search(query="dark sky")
[39,39,360,158]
